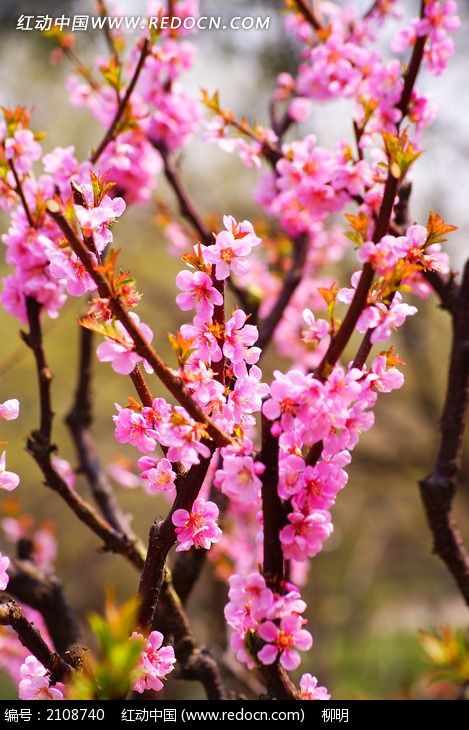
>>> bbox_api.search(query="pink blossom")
[280,510,333,561]
[138,457,176,494]
[131,630,176,694]
[227,573,274,624]
[357,235,408,273]
[179,315,223,363]
[172,497,222,552]
[302,309,330,345]
[203,216,261,280]
[74,192,126,253]
[300,673,331,700]
[48,249,97,297]
[0,399,19,420]
[367,355,404,393]
[5,130,42,175]
[158,408,211,468]
[96,313,154,375]
[113,405,157,454]
[278,454,305,500]
[215,455,264,504]
[262,369,309,423]
[175,270,223,318]
[42,145,79,182]
[107,461,142,489]
[0,452,19,492]
[51,456,76,490]
[288,97,312,122]
[18,656,64,700]
[223,309,260,374]
[0,552,10,590]
[33,528,58,574]
[257,615,313,670]
[357,293,417,343]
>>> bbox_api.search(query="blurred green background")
[0,0,468,700]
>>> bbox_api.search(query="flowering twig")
[419,259,469,607]
[22,297,145,570]
[66,327,142,539]
[0,600,72,683]
[96,0,121,66]
[91,38,150,165]
[137,454,213,629]
[46,201,232,448]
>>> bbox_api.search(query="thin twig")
[0,600,72,683]
[257,234,309,353]
[259,415,283,587]
[8,160,35,227]
[157,580,227,700]
[91,38,150,165]
[23,297,145,570]
[419,259,469,606]
[293,0,322,31]
[66,327,143,539]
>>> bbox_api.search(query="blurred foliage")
[419,626,469,694]
[68,593,143,700]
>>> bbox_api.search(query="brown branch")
[22,296,145,571]
[155,142,212,245]
[66,327,141,539]
[155,142,252,312]
[257,233,309,353]
[315,172,399,379]
[424,271,459,315]
[363,1,381,19]
[97,0,121,65]
[6,558,81,658]
[21,297,54,442]
[0,600,72,683]
[171,549,207,606]
[293,0,322,31]
[137,454,213,629]
[259,415,283,587]
[46,201,231,448]
[156,580,227,699]
[419,258,469,606]
[398,2,427,118]
[91,38,150,165]
[9,160,35,228]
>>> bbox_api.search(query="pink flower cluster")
[67,1,201,203]
[393,1,460,75]
[131,630,176,693]
[357,224,449,278]
[96,313,154,376]
[225,573,314,672]
[172,497,222,552]
[18,656,64,701]
[258,135,374,238]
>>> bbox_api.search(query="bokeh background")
[0,0,469,699]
